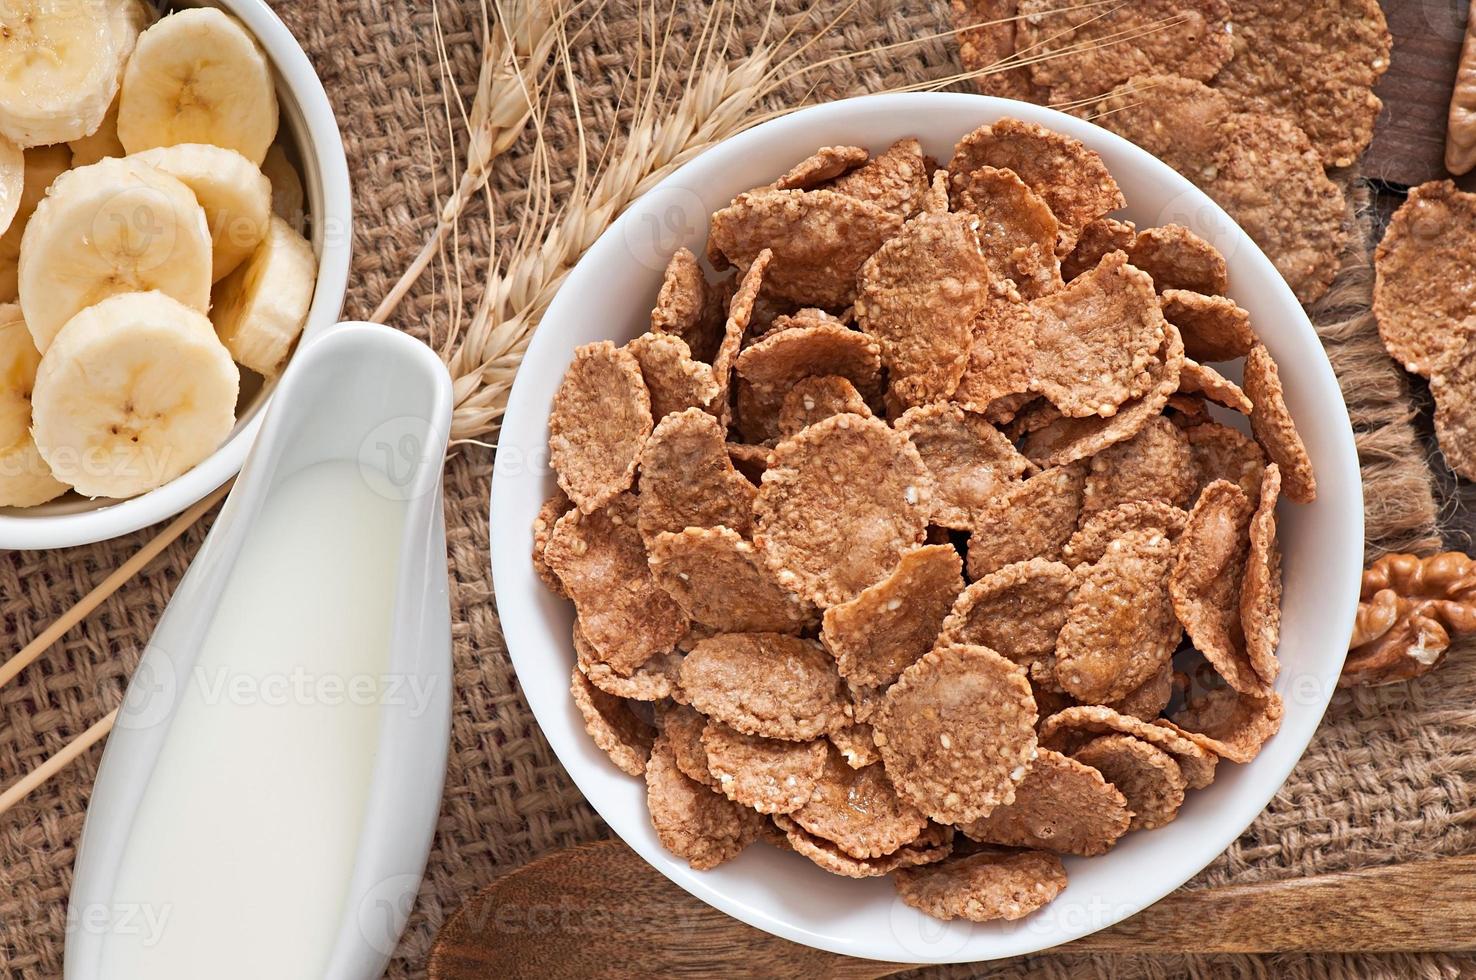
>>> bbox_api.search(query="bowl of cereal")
[489,93,1362,963]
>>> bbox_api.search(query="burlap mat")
[2,2,1473,977]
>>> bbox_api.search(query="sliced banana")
[0,304,67,507]
[32,291,239,500]
[0,0,127,147]
[18,156,212,352]
[0,145,70,304]
[134,143,272,282]
[0,136,21,236]
[212,216,317,377]
[261,143,306,233]
[68,97,125,168]
[118,8,279,166]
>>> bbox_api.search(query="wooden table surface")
[1366,0,1475,550]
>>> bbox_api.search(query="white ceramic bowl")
[0,0,351,550]
[489,93,1364,964]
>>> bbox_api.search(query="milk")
[98,461,407,979]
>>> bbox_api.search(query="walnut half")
[1342,552,1476,687]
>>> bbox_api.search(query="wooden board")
[1365,0,1475,187]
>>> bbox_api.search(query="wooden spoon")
[427,840,1476,979]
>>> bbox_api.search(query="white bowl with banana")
[0,0,351,549]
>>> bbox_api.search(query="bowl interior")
[0,0,350,547]
[489,93,1363,963]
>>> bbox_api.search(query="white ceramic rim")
[0,0,352,550]
[489,92,1364,964]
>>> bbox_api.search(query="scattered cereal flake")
[701,720,828,814]
[775,815,953,878]
[726,442,770,484]
[770,145,870,191]
[708,190,904,307]
[1432,332,1476,482]
[1162,686,1284,764]
[951,0,1045,102]
[1186,421,1266,505]
[953,165,1062,298]
[1241,464,1283,685]
[1021,322,1185,468]
[1161,289,1256,363]
[1080,415,1196,517]
[1015,0,1232,104]
[958,748,1130,856]
[778,376,872,438]
[848,680,887,725]
[1210,0,1391,168]
[940,558,1076,666]
[830,137,933,218]
[571,666,656,776]
[1029,251,1167,418]
[1063,218,1135,281]
[821,544,965,688]
[829,722,881,769]
[947,117,1125,254]
[1128,224,1229,295]
[1374,181,1476,378]
[736,321,882,410]
[1055,529,1181,704]
[922,169,951,215]
[532,489,573,596]
[659,702,719,788]
[1171,480,1264,695]
[855,210,992,407]
[790,750,931,858]
[754,413,930,607]
[548,341,653,513]
[894,847,1067,922]
[1093,76,1348,304]
[1201,112,1347,305]
[1180,358,1252,415]
[1073,734,1186,831]
[646,733,763,870]
[652,247,723,362]
[895,403,1032,530]
[626,332,721,420]
[966,465,1083,579]
[1103,661,1174,722]
[1243,344,1316,504]
[1038,704,1218,789]
[543,495,689,676]
[953,298,1036,414]
[648,527,815,634]
[637,408,757,542]
[711,249,773,423]
[1091,74,1231,180]
[575,621,683,702]
[679,633,849,741]
[873,644,1038,824]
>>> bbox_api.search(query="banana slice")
[32,291,239,500]
[18,156,212,352]
[0,145,70,304]
[0,0,127,147]
[118,8,279,166]
[134,144,272,282]
[0,136,21,236]
[261,143,306,233]
[212,216,317,377]
[0,304,67,507]
[68,97,125,168]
